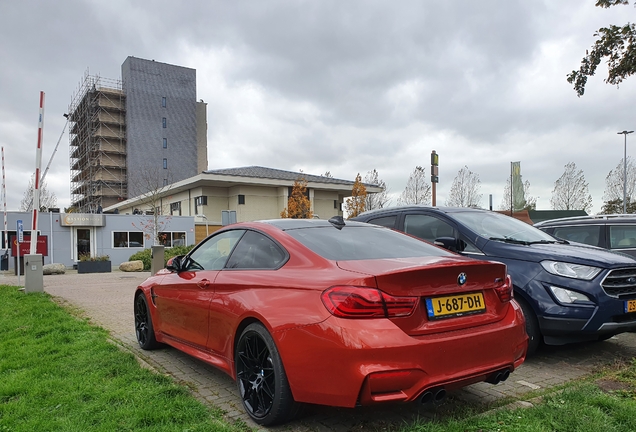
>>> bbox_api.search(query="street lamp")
[618,130,635,213]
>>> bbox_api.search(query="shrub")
[165,245,195,262]
[129,245,195,271]
[79,253,110,262]
[128,249,152,270]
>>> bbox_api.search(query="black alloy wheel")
[235,323,298,426]
[134,293,160,350]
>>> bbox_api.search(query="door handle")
[197,279,210,289]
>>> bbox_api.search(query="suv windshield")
[453,211,557,244]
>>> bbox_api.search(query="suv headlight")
[540,260,601,280]
[549,286,591,304]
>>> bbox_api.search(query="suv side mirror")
[434,237,464,253]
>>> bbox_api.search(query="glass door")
[75,228,93,260]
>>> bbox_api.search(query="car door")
[207,230,288,356]
[400,212,482,254]
[152,229,245,348]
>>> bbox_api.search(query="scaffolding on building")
[68,72,127,213]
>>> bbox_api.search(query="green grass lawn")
[2,283,636,432]
[0,285,244,432]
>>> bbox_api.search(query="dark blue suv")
[352,206,636,354]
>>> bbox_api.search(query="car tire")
[517,297,541,356]
[235,323,299,426]
[134,293,161,350]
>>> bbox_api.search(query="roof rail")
[535,213,636,225]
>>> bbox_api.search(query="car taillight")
[494,275,513,303]
[321,286,418,319]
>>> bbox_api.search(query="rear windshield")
[285,225,453,261]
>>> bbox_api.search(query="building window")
[163,179,168,186]
[163,158,168,169]
[194,196,207,215]
[162,117,167,128]
[170,202,181,216]
[334,200,338,209]
[163,138,167,149]
[113,231,144,248]
[162,97,166,108]
[238,194,245,205]
[159,231,186,247]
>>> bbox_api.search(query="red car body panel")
[137,220,527,408]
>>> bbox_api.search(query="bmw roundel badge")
[457,273,467,286]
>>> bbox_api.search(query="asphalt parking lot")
[4,269,636,431]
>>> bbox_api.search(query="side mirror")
[434,237,464,253]
[166,255,184,272]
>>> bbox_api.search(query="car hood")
[483,240,636,268]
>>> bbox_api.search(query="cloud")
[1,0,635,215]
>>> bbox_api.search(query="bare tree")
[20,174,57,211]
[550,162,593,212]
[398,166,431,205]
[445,166,482,208]
[131,165,174,245]
[364,169,391,210]
[602,157,636,210]
[499,178,537,211]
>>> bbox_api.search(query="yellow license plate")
[426,292,486,319]
[625,299,636,313]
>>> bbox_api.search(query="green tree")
[345,173,367,218]
[568,0,636,96]
[281,176,313,219]
[550,162,593,212]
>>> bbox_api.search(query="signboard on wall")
[60,213,106,227]
[10,235,48,256]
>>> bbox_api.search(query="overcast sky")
[1,0,635,215]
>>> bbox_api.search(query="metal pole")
[618,131,634,214]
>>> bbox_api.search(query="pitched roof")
[204,166,373,187]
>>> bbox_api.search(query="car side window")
[610,225,636,249]
[404,214,480,253]
[226,230,287,269]
[187,230,245,270]
[404,214,454,242]
[553,225,601,247]
[367,216,397,229]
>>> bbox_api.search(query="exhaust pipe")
[500,370,510,382]
[420,390,433,404]
[434,388,446,402]
[420,387,446,404]
[486,368,511,384]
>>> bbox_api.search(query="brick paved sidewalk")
[4,270,636,431]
